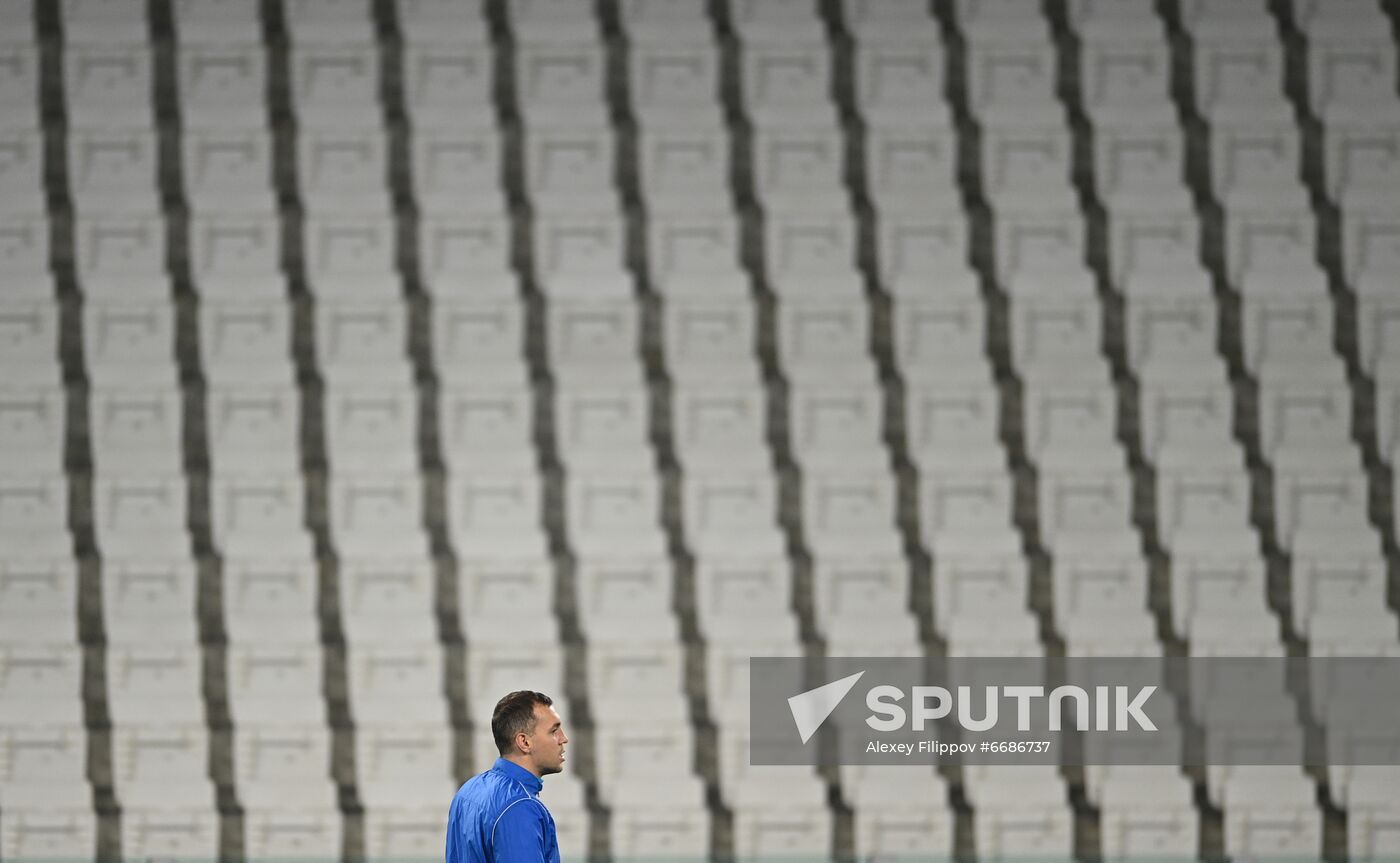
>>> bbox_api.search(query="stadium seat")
[739,36,834,124]
[327,473,429,557]
[322,383,419,472]
[446,470,549,560]
[91,472,190,558]
[592,722,697,797]
[286,38,379,120]
[730,0,822,37]
[73,214,167,287]
[119,809,220,863]
[226,643,326,730]
[776,294,872,374]
[968,769,1074,859]
[221,556,319,643]
[339,556,437,644]
[1221,768,1323,859]
[854,36,946,124]
[302,222,399,298]
[514,39,605,115]
[1209,116,1308,208]
[609,785,710,859]
[637,125,732,214]
[1050,552,1148,631]
[1094,122,1191,213]
[546,296,641,375]
[0,645,84,726]
[347,645,447,725]
[524,124,615,207]
[918,468,1014,544]
[670,381,771,469]
[107,644,205,726]
[931,552,1028,631]
[87,387,181,471]
[110,723,215,809]
[244,809,344,862]
[199,299,293,384]
[176,42,267,127]
[181,126,277,212]
[981,114,1075,208]
[683,472,785,557]
[904,378,1006,471]
[1356,282,1400,376]
[0,809,96,863]
[0,725,89,811]
[362,808,455,863]
[1272,464,1376,553]
[752,125,848,211]
[993,207,1088,283]
[63,42,154,123]
[1325,115,1400,209]
[67,126,160,213]
[533,213,629,284]
[0,384,64,471]
[946,608,1043,655]
[355,722,455,807]
[0,128,48,215]
[438,384,536,470]
[1096,770,1200,859]
[876,208,972,282]
[0,229,49,307]
[575,556,678,642]
[188,217,282,292]
[564,469,666,557]
[0,40,40,114]
[693,558,798,642]
[1191,33,1290,121]
[1188,610,1284,657]
[0,299,60,383]
[964,29,1058,119]
[801,467,901,557]
[1155,467,1252,550]
[628,38,722,125]
[233,723,336,809]
[865,122,958,214]
[296,125,390,214]
[811,552,909,626]
[587,640,686,708]
[704,640,804,728]
[100,556,199,645]
[464,642,565,711]
[1291,552,1388,635]
[0,557,77,645]
[1036,468,1134,549]
[204,384,302,473]
[764,212,858,286]
[1078,25,1173,117]
[457,555,559,645]
[788,381,885,467]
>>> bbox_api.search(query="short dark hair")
[492,691,553,755]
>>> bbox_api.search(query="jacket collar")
[493,757,543,795]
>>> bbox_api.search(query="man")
[446,691,569,863]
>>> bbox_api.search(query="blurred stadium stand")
[0,0,1399,859]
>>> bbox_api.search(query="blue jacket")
[447,758,561,863]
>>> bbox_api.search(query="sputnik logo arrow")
[787,670,866,744]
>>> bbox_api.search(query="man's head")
[492,690,568,777]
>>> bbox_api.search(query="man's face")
[522,703,568,776]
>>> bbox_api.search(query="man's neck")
[501,754,541,778]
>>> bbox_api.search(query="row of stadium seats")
[2,0,1399,859]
